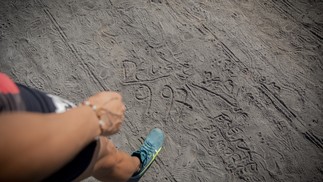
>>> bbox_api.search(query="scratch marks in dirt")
[117,0,323,177]
[259,84,323,149]
[190,83,237,108]
[35,0,109,91]
[122,60,170,84]
[2,0,323,181]
[205,114,264,181]
[268,0,323,41]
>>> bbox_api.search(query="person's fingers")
[105,99,125,115]
[92,92,122,103]
[86,91,125,135]
[100,113,123,135]
[122,103,126,112]
[103,92,122,100]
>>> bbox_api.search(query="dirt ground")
[1,0,323,181]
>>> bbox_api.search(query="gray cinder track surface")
[1,0,323,181]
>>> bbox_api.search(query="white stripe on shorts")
[47,94,76,113]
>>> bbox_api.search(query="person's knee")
[95,137,119,170]
[92,138,138,181]
[92,139,122,181]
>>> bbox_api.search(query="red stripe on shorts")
[0,73,19,94]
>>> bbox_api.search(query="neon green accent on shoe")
[130,128,165,179]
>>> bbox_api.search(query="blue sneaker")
[130,128,165,180]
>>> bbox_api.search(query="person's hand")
[86,91,126,136]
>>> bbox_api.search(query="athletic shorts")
[0,73,97,182]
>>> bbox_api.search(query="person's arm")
[0,106,100,181]
[0,91,125,181]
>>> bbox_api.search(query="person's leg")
[73,137,140,182]
[92,137,140,181]
[75,128,165,182]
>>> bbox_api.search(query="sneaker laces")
[139,141,155,165]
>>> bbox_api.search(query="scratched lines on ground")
[193,21,323,150]
[35,0,109,91]
[199,112,265,181]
